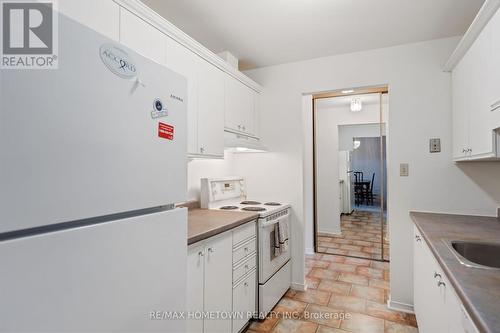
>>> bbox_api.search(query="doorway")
[313,87,389,261]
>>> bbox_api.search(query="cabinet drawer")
[232,270,257,333]
[233,254,257,283]
[233,222,256,247]
[233,238,256,264]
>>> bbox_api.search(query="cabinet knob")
[437,280,446,287]
[462,148,467,153]
[415,235,421,242]
[200,147,205,153]
[238,125,241,129]
[208,247,214,253]
[242,126,246,131]
[198,251,204,257]
[244,282,248,287]
[244,264,249,269]
[244,247,248,252]
[434,272,441,279]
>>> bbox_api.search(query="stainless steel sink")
[443,240,500,270]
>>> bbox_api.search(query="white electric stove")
[200,177,292,317]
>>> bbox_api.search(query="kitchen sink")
[444,240,500,270]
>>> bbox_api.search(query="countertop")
[187,209,259,245]
[410,212,500,333]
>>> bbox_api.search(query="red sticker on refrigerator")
[158,122,174,140]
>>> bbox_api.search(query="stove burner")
[264,202,281,206]
[241,206,266,212]
[219,206,238,210]
[240,201,262,205]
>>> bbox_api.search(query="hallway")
[317,211,389,261]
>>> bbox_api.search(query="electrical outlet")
[400,163,409,177]
[429,138,441,153]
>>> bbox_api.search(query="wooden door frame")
[312,86,389,261]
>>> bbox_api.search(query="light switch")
[429,138,441,153]
[400,163,409,177]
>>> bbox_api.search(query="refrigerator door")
[0,13,187,233]
[0,208,187,332]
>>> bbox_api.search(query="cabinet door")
[187,244,205,333]
[197,59,225,157]
[165,37,199,155]
[58,0,119,40]
[489,7,500,128]
[252,91,261,138]
[119,8,167,66]
[413,226,447,333]
[225,76,254,135]
[467,22,495,158]
[452,54,470,160]
[204,233,233,333]
[232,272,256,333]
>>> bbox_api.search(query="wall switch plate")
[400,163,409,177]
[429,138,441,153]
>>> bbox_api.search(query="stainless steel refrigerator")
[0,11,187,332]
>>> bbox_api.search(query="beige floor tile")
[317,279,352,296]
[309,268,340,280]
[273,297,308,317]
[384,320,419,333]
[340,312,384,333]
[303,304,343,328]
[356,266,384,279]
[338,272,369,286]
[316,325,351,333]
[350,285,385,303]
[328,262,358,273]
[271,319,318,333]
[328,294,367,313]
[249,315,279,332]
[287,289,331,306]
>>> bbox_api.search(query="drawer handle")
[434,272,441,279]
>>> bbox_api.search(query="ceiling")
[141,0,484,70]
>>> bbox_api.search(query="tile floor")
[317,211,390,261]
[244,253,418,333]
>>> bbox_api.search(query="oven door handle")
[260,219,282,228]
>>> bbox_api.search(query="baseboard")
[387,297,414,314]
[291,281,307,291]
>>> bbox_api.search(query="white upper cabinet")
[57,0,120,40]
[164,37,200,156]
[451,6,500,161]
[490,8,500,127]
[225,75,256,137]
[119,8,167,66]
[197,60,225,157]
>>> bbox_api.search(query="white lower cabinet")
[413,225,479,333]
[187,233,232,333]
[187,221,257,333]
[232,272,256,333]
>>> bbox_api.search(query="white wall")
[187,152,235,201]
[315,95,387,235]
[235,36,500,308]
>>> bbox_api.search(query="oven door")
[258,212,291,283]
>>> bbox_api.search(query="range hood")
[224,131,267,153]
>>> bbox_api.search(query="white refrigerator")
[0,11,187,333]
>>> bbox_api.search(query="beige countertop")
[410,212,500,333]
[187,209,259,245]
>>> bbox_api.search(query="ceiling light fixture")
[350,97,362,112]
[342,89,354,94]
